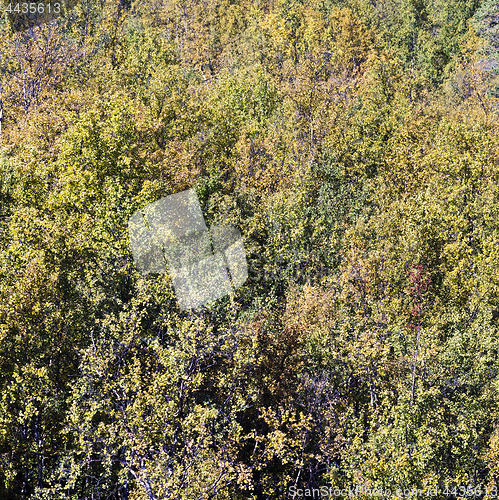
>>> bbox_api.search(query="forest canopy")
[1,0,499,498]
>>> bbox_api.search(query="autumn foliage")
[1,0,499,498]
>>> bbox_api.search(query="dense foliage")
[1,0,499,498]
